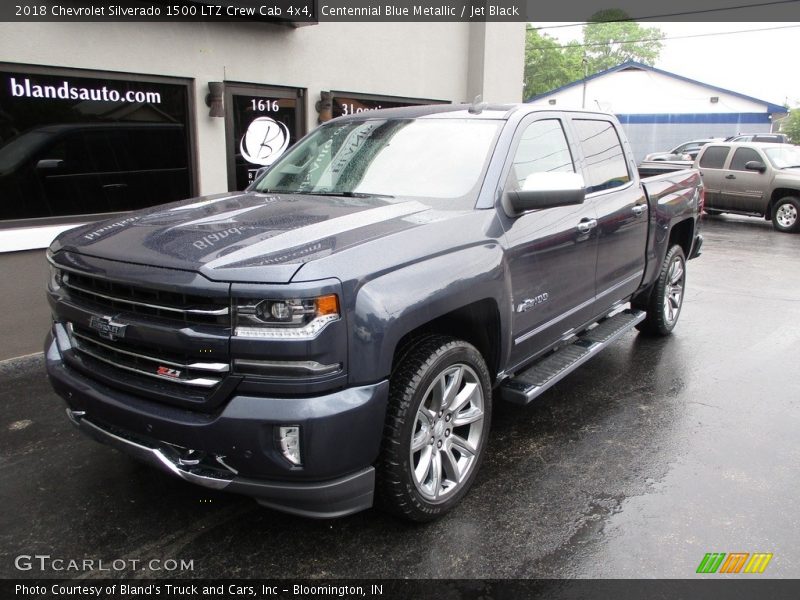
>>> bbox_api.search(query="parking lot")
[1,214,798,580]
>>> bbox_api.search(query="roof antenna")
[469,95,488,114]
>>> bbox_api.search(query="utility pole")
[581,56,588,109]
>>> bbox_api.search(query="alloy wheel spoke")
[449,433,477,458]
[449,381,478,416]
[414,445,434,484]
[452,405,483,427]
[670,261,684,285]
[441,366,464,411]
[411,423,430,452]
[441,446,461,483]
[430,449,443,499]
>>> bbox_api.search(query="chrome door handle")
[577,219,597,233]
[632,204,647,216]
[725,174,736,179]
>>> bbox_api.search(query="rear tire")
[636,245,686,336]
[772,196,800,233]
[377,335,492,522]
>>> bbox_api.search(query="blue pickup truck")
[45,104,703,521]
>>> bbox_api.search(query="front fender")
[347,243,509,385]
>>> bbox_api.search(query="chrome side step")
[500,309,645,405]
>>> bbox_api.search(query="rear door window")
[699,146,730,169]
[572,119,630,194]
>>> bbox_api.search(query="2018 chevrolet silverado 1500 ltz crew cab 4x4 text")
[45,104,703,521]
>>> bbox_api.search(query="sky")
[532,22,800,108]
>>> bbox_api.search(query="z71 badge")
[88,315,128,341]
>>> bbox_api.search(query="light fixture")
[206,82,225,118]
[316,91,333,123]
[278,426,302,466]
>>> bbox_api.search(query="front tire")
[377,335,492,522]
[636,245,686,336]
[772,196,800,233]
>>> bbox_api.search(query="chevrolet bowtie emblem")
[88,315,128,341]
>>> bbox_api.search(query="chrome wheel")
[663,255,685,327]
[410,363,485,502]
[776,203,798,229]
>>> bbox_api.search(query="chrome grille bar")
[62,279,229,316]
[71,330,229,373]
[69,329,223,388]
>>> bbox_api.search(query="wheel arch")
[767,188,800,221]
[348,244,509,386]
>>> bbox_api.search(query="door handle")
[102,183,128,190]
[577,219,597,233]
[632,204,647,216]
[725,174,736,179]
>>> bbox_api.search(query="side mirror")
[254,166,270,180]
[744,160,766,173]
[504,172,586,217]
[36,159,64,171]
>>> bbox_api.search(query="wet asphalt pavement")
[1,214,798,580]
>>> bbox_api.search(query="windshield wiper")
[781,165,800,169]
[306,191,395,198]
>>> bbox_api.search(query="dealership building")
[527,60,787,162]
[0,19,525,253]
[0,18,524,359]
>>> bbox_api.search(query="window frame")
[698,145,732,170]
[729,147,765,172]
[568,117,632,198]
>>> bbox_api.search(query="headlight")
[234,294,339,339]
[48,263,63,291]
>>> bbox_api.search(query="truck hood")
[51,192,437,282]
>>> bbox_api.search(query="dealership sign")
[9,76,162,103]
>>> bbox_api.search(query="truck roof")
[333,103,615,122]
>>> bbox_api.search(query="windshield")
[252,118,502,203]
[764,146,800,169]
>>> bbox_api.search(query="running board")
[500,309,646,405]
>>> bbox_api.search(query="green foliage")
[583,10,665,72]
[523,28,583,99]
[782,109,800,143]
[523,12,665,100]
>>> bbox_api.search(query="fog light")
[279,426,302,466]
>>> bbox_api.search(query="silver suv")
[695,142,800,232]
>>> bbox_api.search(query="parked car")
[45,105,703,521]
[643,138,720,162]
[725,133,788,144]
[695,142,800,232]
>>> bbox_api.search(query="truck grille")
[61,270,230,326]
[69,325,227,389]
[49,254,235,410]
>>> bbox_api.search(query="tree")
[522,12,665,99]
[582,10,665,73]
[782,108,800,143]
[523,27,583,99]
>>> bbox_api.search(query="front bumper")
[46,330,388,519]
